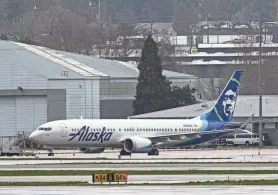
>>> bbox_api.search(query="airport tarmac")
[0,149,277,166]
[0,158,273,165]
[0,186,278,195]
[0,163,277,171]
[29,148,278,160]
[0,174,277,183]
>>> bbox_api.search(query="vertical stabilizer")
[199,71,242,122]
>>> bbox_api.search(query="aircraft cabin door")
[135,127,140,135]
[131,127,135,135]
[60,123,67,137]
[131,127,139,135]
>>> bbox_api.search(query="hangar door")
[0,96,47,136]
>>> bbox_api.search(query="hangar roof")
[129,95,278,119]
[0,41,196,79]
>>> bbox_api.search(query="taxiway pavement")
[0,186,277,195]
[0,163,277,171]
[0,174,277,183]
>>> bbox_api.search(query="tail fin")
[239,113,254,131]
[200,70,243,122]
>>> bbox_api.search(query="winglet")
[239,113,254,130]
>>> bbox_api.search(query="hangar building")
[0,40,197,136]
[129,95,278,145]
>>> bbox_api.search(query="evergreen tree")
[133,35,172,115]
[133,35,197,115]
[169,85,197,108]
[0,34,8,40]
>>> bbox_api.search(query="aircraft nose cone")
[29,131,39,142]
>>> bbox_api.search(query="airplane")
[29,70,247,156]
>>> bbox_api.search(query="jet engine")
[124,136,153,153]
[78,147,105,153]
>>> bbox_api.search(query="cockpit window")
[38,127,52,131]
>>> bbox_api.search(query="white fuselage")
[30,119,203,148]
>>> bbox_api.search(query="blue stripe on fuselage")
[201,120,227,131]
[199,120,228,132]
[170,120,233,147]
[172,131,231,147]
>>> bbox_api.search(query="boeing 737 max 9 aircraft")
[29,70,247,156]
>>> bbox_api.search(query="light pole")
[258,0,263,146]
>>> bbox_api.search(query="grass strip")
[40,161,278,165]
[2,180,278,186]
[0,157,231,160]
[1,170,278,176]
[0,181,89,186]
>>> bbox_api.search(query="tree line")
[0,1,198,115]
[1,0,277,56]
[2,0,277,24]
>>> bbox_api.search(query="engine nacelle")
[124,136,153,153]
[78,147,105,153]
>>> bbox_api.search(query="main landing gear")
[148,148,159,156]
[120,149,131,156]
[47,149,54,156]
[119,149,159,156]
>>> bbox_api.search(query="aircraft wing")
[224,123,243,129]
[146,129,236,141]
[147,114,254,142]
[224,114,254,129]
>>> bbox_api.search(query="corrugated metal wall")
[0,96,47,136]
[48,79,101,119]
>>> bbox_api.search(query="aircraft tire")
[148,149,159,156]
[153,149,159,155]
[120,149,131,156]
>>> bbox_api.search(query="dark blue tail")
[199,71,242,122]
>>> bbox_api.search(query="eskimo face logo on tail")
[220,83,239,121]
[68,126,112,143]
[222,89,237,117]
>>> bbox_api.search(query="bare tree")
[173,1,200,35]
[0,14,9,36]
[235,30,258,65]
[197,66,219,100]
[133,24,176,63]
[15,5,92,54]
[88,22,140,59]
[196,65,230,101]
[240,58,278,95]
[113,23,138,59]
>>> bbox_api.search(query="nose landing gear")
[148,148,159,156]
